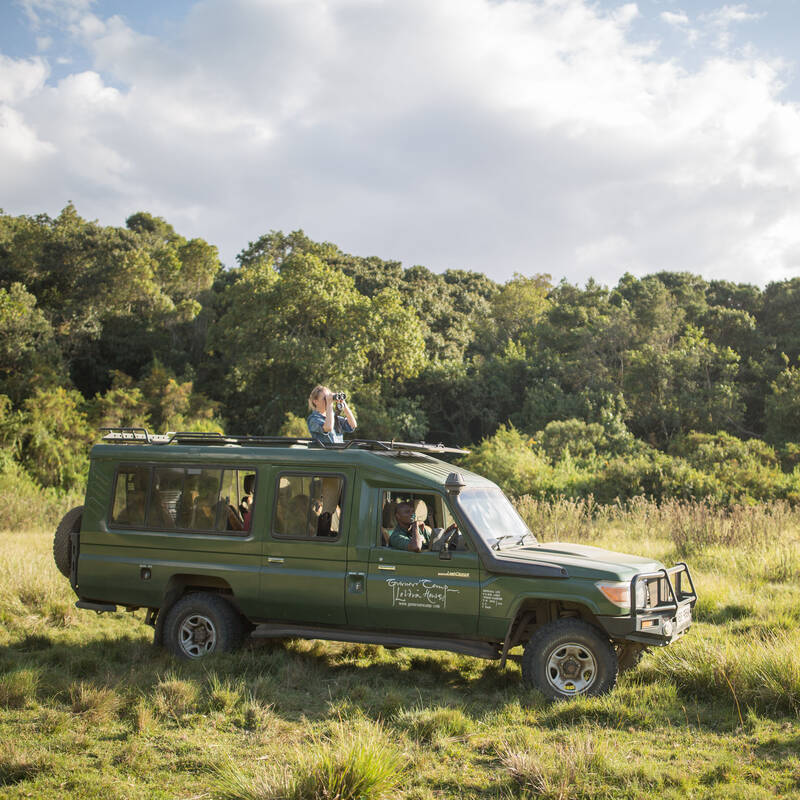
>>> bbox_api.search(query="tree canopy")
[2,204,800,505]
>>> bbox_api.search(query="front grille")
[639,568,690,611]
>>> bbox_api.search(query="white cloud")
[0,104,55,161]
[705,4,762,27]
[700,4,764,51]
[16,0,94,28]
[1,0,800,288]
[0,54,48,103]
[660,11,689,27]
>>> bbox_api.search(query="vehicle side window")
[379,490,441,547]
[216,469,244,532]
[379,490,468,551]
[111,465,254,533]
[274,474,344,539]
[149,466,182,528]
[176,468,221,530]
[111,467,151,526]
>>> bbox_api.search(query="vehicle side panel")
[77,455,264,616]
[477,575,618,639]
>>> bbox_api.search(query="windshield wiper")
[491,535,516,551]
[515,532,536,546]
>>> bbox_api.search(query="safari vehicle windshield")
[457,487,536,549]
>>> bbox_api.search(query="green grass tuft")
[216,720,407,800]
[69,681,124,723]
[153,673,200,719]
[0,741,50,786]
[394,705,474,744]
[0,667,40,709]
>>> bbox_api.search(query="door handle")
[347,572,365,594]
[267,556,284,563]
[377,565,396,571]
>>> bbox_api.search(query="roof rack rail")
[317,439,468,455]
[100,427,153,443]
[98,429,468,454]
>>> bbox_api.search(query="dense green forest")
[3,203,800,516]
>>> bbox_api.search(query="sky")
[1,0,799,288]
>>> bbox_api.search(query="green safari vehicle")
[53,429,697,700]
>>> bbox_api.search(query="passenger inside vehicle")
[112,468,151,526]
[314,477,342,537]
[380,492,464,551]
[239,474,255,519]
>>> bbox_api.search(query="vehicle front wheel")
[521,619,618,700]
[163,593,244,659]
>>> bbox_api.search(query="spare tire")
[53,506,83,579]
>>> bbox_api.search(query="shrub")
[17,387,93,490]
[457,424,550,496]
[591,450,717,505]
[537,418,607,464]
[0,455,84,532]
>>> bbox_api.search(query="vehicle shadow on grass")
[754,732,800,762]
[0,632,771,733]
[2,630,533,723]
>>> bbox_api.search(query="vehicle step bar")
[75,601,117,613]
[251,623,501,660]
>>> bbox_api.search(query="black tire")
[162,593,244,659]
[53,506,83,579]
[521,619,618,700]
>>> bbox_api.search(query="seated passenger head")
[290,494,309,516]
[243,474,255,495]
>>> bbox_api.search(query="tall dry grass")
[514,495,800,554]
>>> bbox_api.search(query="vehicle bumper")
[599,562,697,646]
[598,600,693,645]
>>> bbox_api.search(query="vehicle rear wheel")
[163,593,244,659]
[522,619,618,700]
[53,506,83,579]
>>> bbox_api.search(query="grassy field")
[1,501,800,799]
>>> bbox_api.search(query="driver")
[389,502,457,552]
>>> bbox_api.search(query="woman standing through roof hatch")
[306,385,357,445]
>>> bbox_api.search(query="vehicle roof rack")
[98,428,469,455]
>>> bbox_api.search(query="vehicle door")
[364,490,480,635]
[259,467,353,625]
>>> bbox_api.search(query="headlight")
[596,581,647,610]
[635,581,647,609]
[596,581,630,608]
